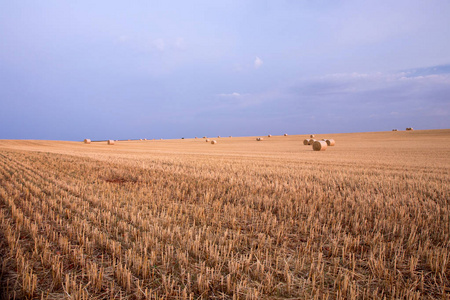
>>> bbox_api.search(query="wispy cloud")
[211,66,450,132]
[148,37,187,52]
[289,70,450,101]
[233,63,244,72]
[116,35,129,43]
[218,92,242,98]
[174,37,186,50]
[401,64,450,77]
[254,56,263,69]
[153,38,165,51]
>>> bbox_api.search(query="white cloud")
[218,92,242,98]
[174,37,185,49]
[254,56,263,69]
[233,63,244,72]
[117,35,129,43]
[153,38,165,51]
[149,37,187,52]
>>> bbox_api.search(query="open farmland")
[0,130,449,299]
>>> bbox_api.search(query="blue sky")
[1,1,449,140]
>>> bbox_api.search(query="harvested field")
[0,130,449,299]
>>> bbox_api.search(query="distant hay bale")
[326,139,335,146]
[218,136,221,138]
[203,136,206,139]
[308,139,316,145]
[195,137,197,139]
[310,134,315,138]
[256,137,263,141]
[139,139,143,141]
[313,140,327,151]
[406,127,414,131]
[107,140,115,145]
[229,136,232,138]
[211,140,217,144]
[303,139,309,145]
[284,133,288,136]
[84,139,91,144]
[206,139,210,142]
[268,134,272,137]
[392,129,398,131]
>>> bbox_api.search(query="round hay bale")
[326,139,335,146]
[195,137,197,139]
[218,136,221,138]
[284,133,288,136]
[313,140,327,151]
[206,139,210,142]
[229,136,232,138]
[211,140,217,144]
[406,127,414,131]
[203,136,206,139]
[310,134,315,138]
[256,137,263,141]
[392,129,398,131]
[107,140,115,145]
[308,139,316,145]
[84,139,91,144]
[268,134,272,137]
[303,139,309,145]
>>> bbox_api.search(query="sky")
[1,1,449,141]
